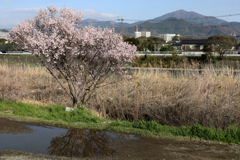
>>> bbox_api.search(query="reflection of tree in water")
[48,129,115,158]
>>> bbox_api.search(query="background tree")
[136,36,164,51]
[124,37,139,47]
[208,35,238,58]
[0,29,9,32]
[137,41,148,51]
[147,36,165,44]
[177,36,192,40]
[0,38,6,44]
[147,41,154,51]
[160,45,174,51]
[8,6,137,109]
[172,35,180,41]
[202,43,214,62]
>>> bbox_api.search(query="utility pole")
[117,18,124,35]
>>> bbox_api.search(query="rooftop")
[181,39,209,44]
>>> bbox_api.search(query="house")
[134,26,151,38]
[180,39,238,55]
[171,41,182,51]
[181,39,209,51]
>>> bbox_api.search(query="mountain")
[3,10,240,37]
[0,29,9,32]
[121,17,240,37]
[80,18,142,28]
[148,10,240,29]
[150,9,227,25]
[78,10,240,37]
[227,21,240,28]
[82,19,99,23]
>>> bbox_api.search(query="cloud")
[0,7,118,28]
[82,9,118,21]
[0,7,40,28]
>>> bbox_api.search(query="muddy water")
[0,118,137,158]
[1,118,240,160]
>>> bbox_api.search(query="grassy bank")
[1,62,240,129]
[1,99,240,144]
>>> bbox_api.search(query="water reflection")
[0,118,138,158]
[48,129,135,158]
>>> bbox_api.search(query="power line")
[80,20,118,24]
[81,12,240,24]
[123,13,240,22]
[216,13,240,18]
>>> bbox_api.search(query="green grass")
[0,99,101,123]
[1,99,240,144]
[110,120,240,144]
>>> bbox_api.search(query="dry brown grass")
[1,63,240,129]
[0,64,71,106]
[88,68,240,129]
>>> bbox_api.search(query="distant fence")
[0,51,32,55]
[137,51,239,55]
[0,45,18,51]
[127,67,240,76]
[137,51,176,55]
[137,51,240,57]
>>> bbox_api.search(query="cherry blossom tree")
[8,6,137,109]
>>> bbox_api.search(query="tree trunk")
[73,97,78,109]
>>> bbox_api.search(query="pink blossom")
[7,6,138,109]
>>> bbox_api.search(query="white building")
[0,31,9,39]
[134,26,151,38]
[159,34,179,42]
[135,31,142,38]
[141,31,151,37]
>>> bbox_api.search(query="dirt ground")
[1,139,240,160]
[1,118,240,160]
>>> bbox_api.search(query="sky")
[1,0,240,29]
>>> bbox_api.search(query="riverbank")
[0,99,181,141]
[1,62,240,129]
[1,99,240,144]
[1,60,240,159]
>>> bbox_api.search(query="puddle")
[0,118,138,158]
[1,118,240,159]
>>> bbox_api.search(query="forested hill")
[117,17,240,37]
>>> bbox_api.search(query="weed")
[0,99,101,123]
[91,67,240,129]
[113,120,240,144]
